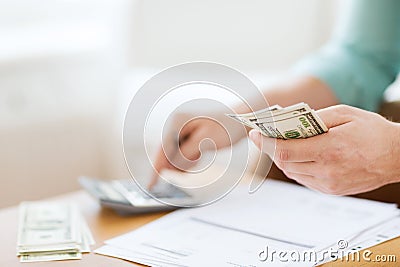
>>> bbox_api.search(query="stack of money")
[17,202,94,263]
[227,102,328,139]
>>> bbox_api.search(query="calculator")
[78,176,196,215]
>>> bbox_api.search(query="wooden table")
[1,191,399,266]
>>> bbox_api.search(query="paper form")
[95,180,399,267]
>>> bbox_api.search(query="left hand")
[249,104,400,195]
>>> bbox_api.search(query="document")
[95,180,399,266]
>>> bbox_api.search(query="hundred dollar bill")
[20,251,82,263]
[17,202,79,247]
[227,103,310,127]
[17,201,94,262]
[257,110,327,139]
[226,103,328,139]
[230,104,282,119]
[248,102,311,122]
[226,104,282,128]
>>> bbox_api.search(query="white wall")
[129,0,337,70]
[0,0,338,207]
[0,0,132,207]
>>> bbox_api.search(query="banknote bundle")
[17,202,94,263]
[227,102,328,139]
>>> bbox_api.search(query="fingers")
[317,105,355,129]
[276,161,317,176]
[149,146,174,189]
[148,172,159,190]
[177,120,196,144]
[284,171,315,184]
[150,115,215,190]
[150,126,189,188]
[173,130,204,170]
[249,129,275,157]
[284,172,325,192]
[249,104,359,163]
[151,128,203,186]
[249,130,318,162]
[171,113,200,144]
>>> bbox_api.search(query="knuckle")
[334,104,362,121]
[321,143,344,162]
[324,149,340,162]
[277,147,290,162]
[335,104,353,114]
[318,166,336,181]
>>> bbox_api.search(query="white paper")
[95,180,399,267]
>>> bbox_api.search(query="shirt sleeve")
[293,0,400,111]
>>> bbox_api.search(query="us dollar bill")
[20,251,82,263]
[17,202,78,248]
[17,202,94,262]
[227,103,328,139]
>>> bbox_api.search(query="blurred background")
[0,0,342,207]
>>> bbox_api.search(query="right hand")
[149,112,247,189]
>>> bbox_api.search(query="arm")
[233,76,339,114]
[236,0,400,119]
[248,0,400,195]
[150,76,338,188]
[151,0,400,185]
[292,0,400,112]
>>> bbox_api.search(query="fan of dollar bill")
[17,202,94,263]
[227,102,328,139]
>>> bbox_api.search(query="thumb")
[316,105,354,129]
[249,129,275,158]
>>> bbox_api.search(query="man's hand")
[150,112,247,189]
[249,105,400,195]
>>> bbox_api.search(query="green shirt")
[294,0,400,111]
